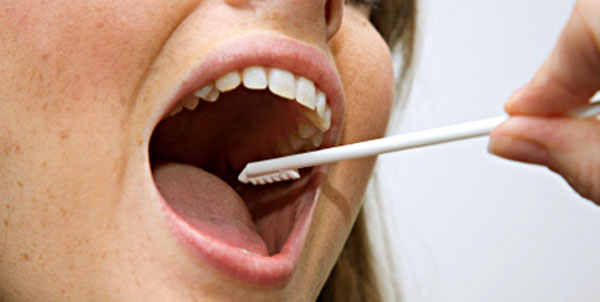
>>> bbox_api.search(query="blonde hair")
[317,0,417,301]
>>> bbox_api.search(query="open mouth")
[147,36,344,286]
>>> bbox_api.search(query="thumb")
[489,116,600,203]
[505,0,600,115]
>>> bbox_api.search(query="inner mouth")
[149,67,332,255]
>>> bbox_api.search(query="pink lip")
[153,35,345,286]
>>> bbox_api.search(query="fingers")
[505,0,600,116]
[489,116,600,203]
[490,0,600,203]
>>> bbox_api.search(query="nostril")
[325,0,343,40]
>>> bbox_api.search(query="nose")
[224,0,344,41]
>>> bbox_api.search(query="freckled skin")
[0,1,394,301]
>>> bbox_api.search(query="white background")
[374,0,600,301]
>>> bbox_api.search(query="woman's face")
[0,0,394,300]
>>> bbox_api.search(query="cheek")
[322,8,394,225]
[0,0,193,216]
[0,1,177,219]
[0,0,193,112]
[305,14,394,291]
[0,0,190,274]
[332,16,395,144]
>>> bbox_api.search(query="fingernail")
[488,136,549,166]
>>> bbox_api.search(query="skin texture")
[0,1,394,301]
[489,0,600,203]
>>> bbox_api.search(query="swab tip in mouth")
[238,166,301,185]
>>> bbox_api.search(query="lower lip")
[157,167,326,287]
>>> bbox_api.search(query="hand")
[488,0,600,203]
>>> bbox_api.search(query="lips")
[147,36,345,286]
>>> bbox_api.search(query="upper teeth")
[215,71,242,92]
[167,66,333,150]
[242,66,268,90]
[268,68,296,100]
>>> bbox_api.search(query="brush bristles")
[247,169,301,185]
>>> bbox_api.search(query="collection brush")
[238,102,600,185]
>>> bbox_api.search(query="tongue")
[153,162,269,255]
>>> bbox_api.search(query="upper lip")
[147,34,346,286]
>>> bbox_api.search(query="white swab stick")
[238,101,600,185]
[238,116,505,184]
